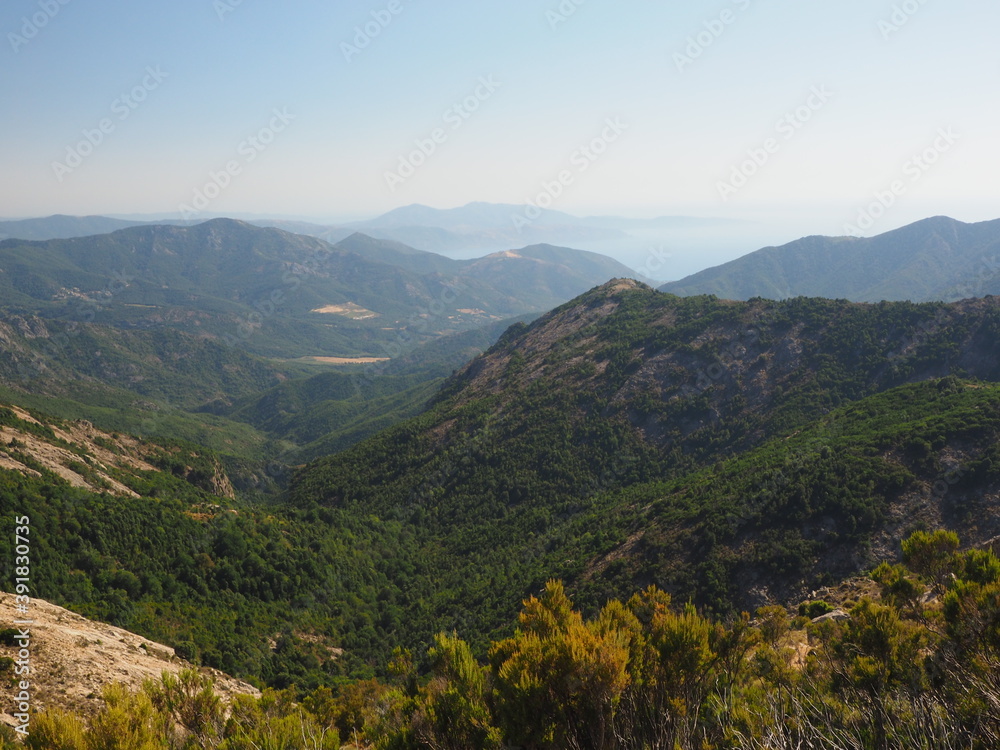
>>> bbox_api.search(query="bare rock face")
[811,608,851,624]
[0,404,238,501]
[207,461,238,500]
[0,592,258,725]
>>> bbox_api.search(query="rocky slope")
[0,403,235,500]
[0,591,257,726]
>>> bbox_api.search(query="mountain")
[290,281,1000,644]
[0,314,280,409]
[0,402,234,499]
[247,218,355,245]
[0,207,629,257]
[7,279,1000,694]
[0,213,356,245]
[0,296,533,479]
[350,202,587,230]
[344,202,629,256]
[4,220,638,485]
[351,202,746,234]
[0,219,641,357]
[333,231,464,275]
[0,214,156,241]
[0,400,387,685]
[333,234,642,297]
[458,243,645,302]
[660,216,1000,302]
[0,219,557,361]
[213,314,535,462]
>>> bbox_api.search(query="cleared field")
[290,356,390,365]
[310,302,379,319]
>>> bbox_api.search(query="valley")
[6,3,997,744]
[1,215,999,747]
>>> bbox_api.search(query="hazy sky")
[2,0,997,241]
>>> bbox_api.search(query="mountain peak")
[596,277,645,293]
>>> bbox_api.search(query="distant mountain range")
[333,231,641,297]
[342,201,624,250]
[0,203,745,259]
[660,216,1000,302]
[0,214,189,241]
[0,218,637,465]
[345,201,742,232]
[340,202,748,257]
[0,219,638,359]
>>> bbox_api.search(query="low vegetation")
[9,531,998,749]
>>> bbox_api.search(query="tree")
[490,580,630,749]
[832,598,925,750]
[86,683,174,750]
[408,632,502,750]
[902,530,959,589]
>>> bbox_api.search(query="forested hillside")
[4,278,1000,749]
[8,531,999,749]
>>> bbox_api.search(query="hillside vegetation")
[4,278,1000,745]
[0,220,605,484]
[0,219,631,361]
[7,531,999,749]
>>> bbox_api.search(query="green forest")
[4,374,1000,694]
[3,281,1000,748]
[4,530,998,749]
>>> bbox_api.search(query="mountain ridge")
[5,278,1000,700]
[0,219,633,361]
[660,215,1000,302]
[290,281,1000,636]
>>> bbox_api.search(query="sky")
[1,0,997,276]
